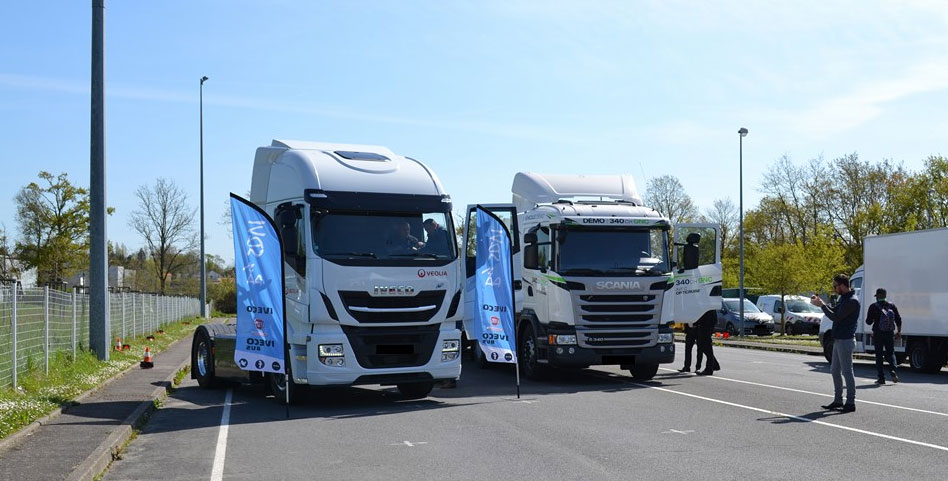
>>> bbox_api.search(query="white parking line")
[210,388,233,481]
[658,368,948,417]
[622,379,948,454]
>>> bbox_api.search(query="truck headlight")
[658,333,673,344]
[442,339,460,352]
[548,334,577,345]
[318,344,344,357]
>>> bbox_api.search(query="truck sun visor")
[305,189,452,212]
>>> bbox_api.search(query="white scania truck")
[819,228,948,373]
[462,173,722,381]
[192,140,463,401]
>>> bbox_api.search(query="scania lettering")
[191,140,462,402]
[461,173,722,381]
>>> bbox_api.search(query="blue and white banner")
[474,207,517,364]
[231,194,286,374]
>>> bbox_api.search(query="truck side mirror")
[524,232,538,245]
[524,244,539,270]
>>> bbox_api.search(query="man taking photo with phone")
[811,274,859,413]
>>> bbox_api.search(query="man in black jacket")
[678,323,703,373]
[694,311,720,376]
[811,274,859,413]
[866,288,902,384]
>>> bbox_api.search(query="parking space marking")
[662,429,694,435]
[620,378,948,454]
[391,441,428,447]
[210,388,233,481]
[658,367,948,417]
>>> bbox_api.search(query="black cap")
[875,288,887,298]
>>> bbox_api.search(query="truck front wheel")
[908,340,946,373]
[518,322,549,380]
[629,362,659,381]
[268,369,307,405]
[397,382,435,399]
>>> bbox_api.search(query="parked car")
[757,295,824,335]
[716,298,775,336]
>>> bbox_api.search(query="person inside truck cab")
[420,218,451,256]
[386,221,423,254]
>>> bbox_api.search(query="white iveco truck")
[192,140,463,402]
[462,173,722,381]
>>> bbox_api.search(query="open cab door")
[661,223,723,326]
[461,204,520,344]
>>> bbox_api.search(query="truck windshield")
[313,212,457,262]
[556,228,669,276]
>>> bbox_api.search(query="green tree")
[14,171,92,285]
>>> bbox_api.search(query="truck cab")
[194,140,463,401]
[461,173,722,381]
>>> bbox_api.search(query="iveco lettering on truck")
[191,140,463,402]
[462,173,722,381]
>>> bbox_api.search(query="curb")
[65,350,192,481]
[674,338,876,361]
[0,328,196,457]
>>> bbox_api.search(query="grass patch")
[0,317,200,440]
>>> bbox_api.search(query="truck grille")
[573,292,659,348]
[341,324,439,369]
[338,290,446,323]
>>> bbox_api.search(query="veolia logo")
[418,269,448,278]
[596,281,642,290]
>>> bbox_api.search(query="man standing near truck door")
[866,288,902,384]
[678,324,703,373]
[811,274,859,413]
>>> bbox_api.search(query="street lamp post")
[738,127,748,338]
[200,76,208,319]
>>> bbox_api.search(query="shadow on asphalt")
[56,358,686,434]
[758,409,849,424]
[803,361,948,385]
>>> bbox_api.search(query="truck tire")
[518,322,549,380]
[907,340,944,373]
[472,342,492,369]
[268,368,307,405]
[785,323,794,336]
[192,329,217,389]
[895,352,907,366]
[822,333,834,363]
[629,362,659,381]
[397,382,435,399]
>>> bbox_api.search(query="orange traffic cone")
[114,337,122,351]
[140,347,154,368]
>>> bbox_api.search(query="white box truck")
[191,140,463,401]
[819,228,948,373]
[462,173,722,381]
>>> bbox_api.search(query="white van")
[757,295,824,335]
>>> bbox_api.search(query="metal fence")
[0,286,200,388]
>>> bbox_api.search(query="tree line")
[645,153,948,300]
[1,173,234,309]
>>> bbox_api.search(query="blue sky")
[2,1,947,264]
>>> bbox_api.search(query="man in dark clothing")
[865,288,902,384]
[678,324,703,373]
[421,219,453,256]
[811,273,860,413]
[694,311,720,376]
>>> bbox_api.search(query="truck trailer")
[819,228,948,373]
[192,140,463,402]
[461,173,723,381]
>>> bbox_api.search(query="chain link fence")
[0,286,200,388]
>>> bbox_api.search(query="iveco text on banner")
[230,194,287,375]
[474,207,517,363]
